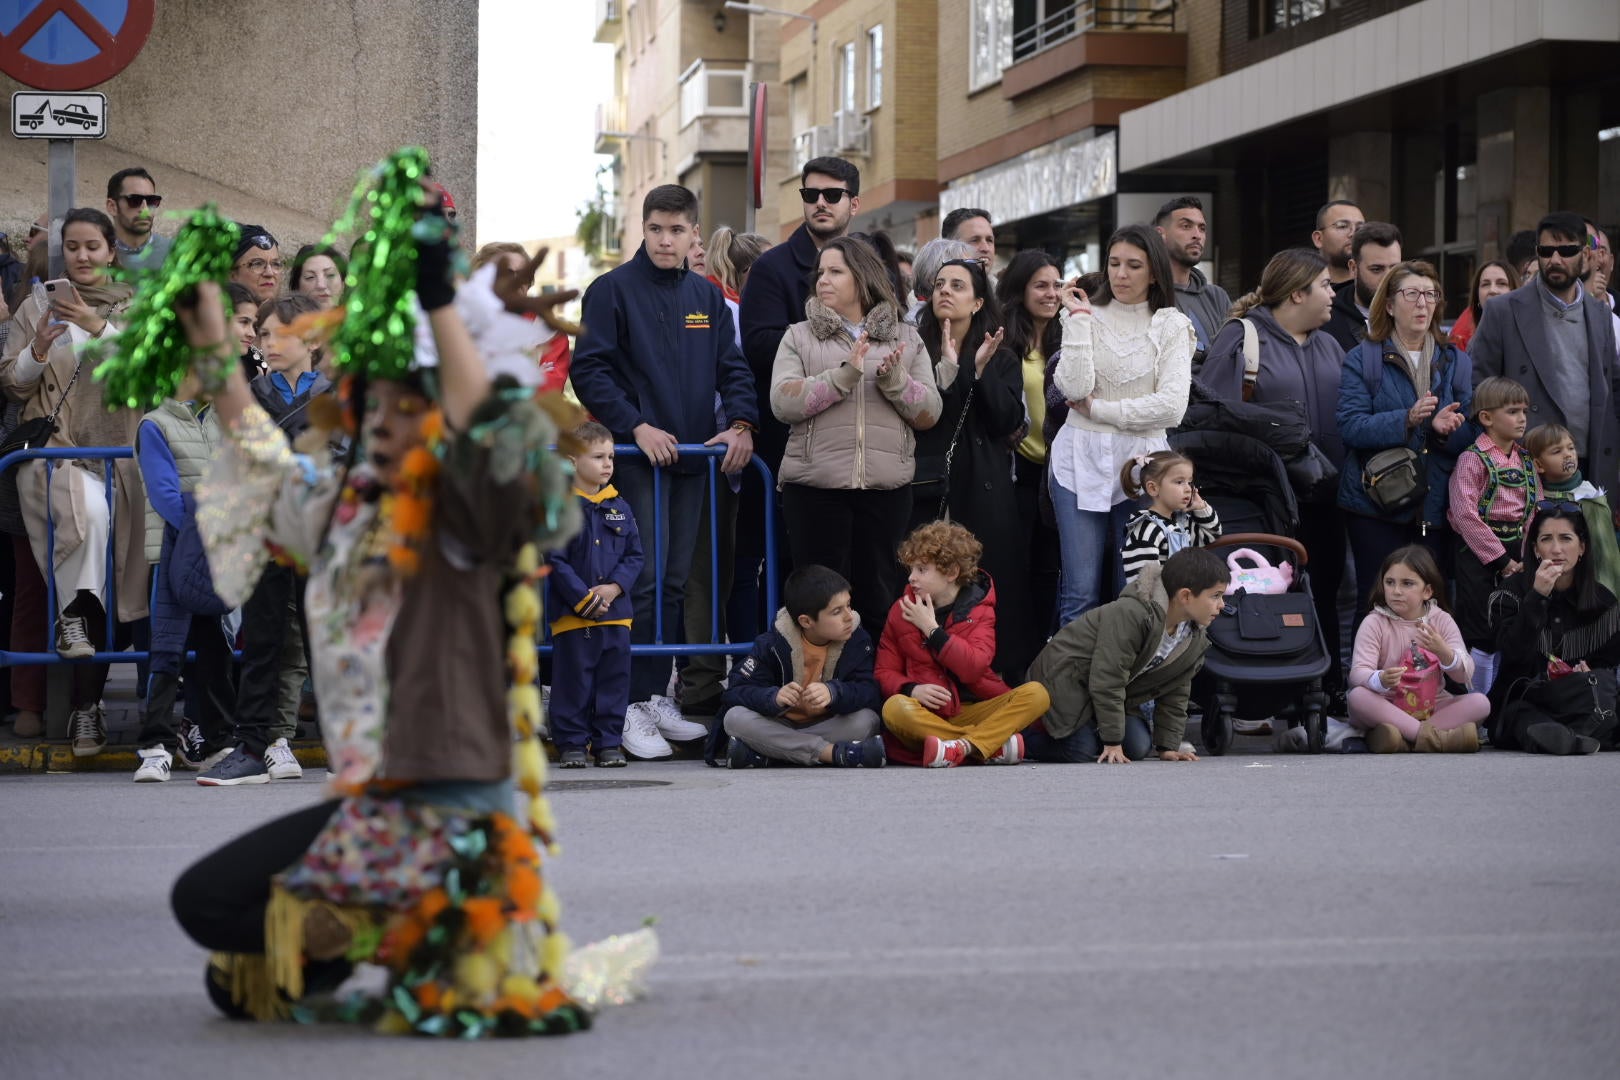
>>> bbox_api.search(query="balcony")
[1011,1,1177,63]
[675,61,750,170]
[594,0,622,44]
[1001,1,1184,100]
[594,99,628,155]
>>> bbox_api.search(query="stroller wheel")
[1202,709,1233,756]
[1304,709,1326,754]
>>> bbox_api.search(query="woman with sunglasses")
[914,257,1037,677]
[230,225,284,301]
[1049,224,1195,626]
[1448,260,1518,353]
[1487,504,1620,754]
[1336,260,1474,611]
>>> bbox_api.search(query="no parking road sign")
[0,1,155,90]
[12,91,106,138]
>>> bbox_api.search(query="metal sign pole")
[745,83,758,235]
[47,138,75,279]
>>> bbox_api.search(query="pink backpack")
[1225,548,1294,595]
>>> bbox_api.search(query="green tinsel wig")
[94,206,239,411]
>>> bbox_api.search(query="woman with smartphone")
[0,208,143,757]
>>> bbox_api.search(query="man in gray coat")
[1470,211,1620,490]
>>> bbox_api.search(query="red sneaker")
[986,733,1025,765]
[922,735,970,768]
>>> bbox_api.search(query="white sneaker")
[133,746,172,783]
[647,695,708,741]
[264,737,303,780]
[56,615,94,660]
[70,706,106,757]
[622,702,674,759]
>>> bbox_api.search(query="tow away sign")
[12,91,106,139]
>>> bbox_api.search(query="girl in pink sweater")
[1348,546,1491,753]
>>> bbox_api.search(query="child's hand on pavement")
[776,682,803,709]
[1159,748,1198,762]
[911,684,952,712]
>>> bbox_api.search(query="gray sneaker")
[70,706,106,757]
[196,746,270,786]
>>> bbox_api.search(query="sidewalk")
[0,664,326,775]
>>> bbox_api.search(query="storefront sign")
[940,129,1116,225]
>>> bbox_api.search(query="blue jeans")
[1026,712,1154,762]
[615,456,709,702]
[1049,469,1130,626]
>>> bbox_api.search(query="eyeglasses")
[236,259,286,274]
[27,223,43,238]
[119,193,163,209]
[799,186,850,205]
[1394,288,1440,304]
[1537,244,1583,259]
[1535,500,1581,514]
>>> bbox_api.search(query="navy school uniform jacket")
[571,244,758,473]
[546,485,645,633]
[719,609,882,722]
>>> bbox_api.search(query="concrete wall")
[1,0,478,247]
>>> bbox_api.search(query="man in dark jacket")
[572,183,758,703]
[1325,221,1402,352]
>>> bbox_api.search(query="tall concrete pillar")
[1476,86,1552,239]
[1328,132,1393,222]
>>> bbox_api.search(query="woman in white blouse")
[1049,223,1196,624]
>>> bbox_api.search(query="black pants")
[1298,503,1348,691]
[231,563,308,756]
[781,483,912,633]
[172,799,341,954]
[136,614,236,753]
[1013,453,1061,649]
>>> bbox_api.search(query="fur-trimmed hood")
[804,297,902,343]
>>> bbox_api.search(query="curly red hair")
[897,521,982,584]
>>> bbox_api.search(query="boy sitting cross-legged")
[720,565,886,768]
[877,522,1051,768]
[1024,547,1229,764]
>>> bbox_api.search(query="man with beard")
[1324,221,1402,352]
[1472,211,1620,490]
[1155,196,1231,366]
[1312,200,1364,286]
[105,167,171,273]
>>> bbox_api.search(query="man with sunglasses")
[105,167,171,273]
[1472,211,1620,491]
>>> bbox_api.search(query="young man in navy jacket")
[719,565,886,768]
[571,184,758,706]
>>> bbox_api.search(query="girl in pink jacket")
[1348,546,1491,753]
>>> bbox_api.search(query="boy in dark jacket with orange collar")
[720,564,885,768]
[546,422,644,767]
[876,522,1050,767]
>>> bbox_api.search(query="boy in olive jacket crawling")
[1023,548,1229,763]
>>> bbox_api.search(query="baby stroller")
[1168,431,1331,754]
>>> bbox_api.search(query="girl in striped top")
[1120,450,1222,586]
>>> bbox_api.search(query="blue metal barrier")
[0,442,780,669]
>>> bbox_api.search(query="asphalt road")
[3,752,1619,1079]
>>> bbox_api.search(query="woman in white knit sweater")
[1049,224,1196,624]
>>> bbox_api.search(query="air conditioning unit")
[793,125,839,168]
[833,111,870,156]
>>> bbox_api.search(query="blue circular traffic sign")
[0,1,155,91]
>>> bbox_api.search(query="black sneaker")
[594,746,627,768]
[726,736,768,769]
[832,735,887,768]
[174,720,207,770]
[196,746,270,786]
[559,748,589,769]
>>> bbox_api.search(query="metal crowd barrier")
[0,442,779,669]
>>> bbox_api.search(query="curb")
[0,742,329,775]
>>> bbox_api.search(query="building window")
[1012,0,1080,62]
[1266,0,1327,33]
[970,0,1014,91]
[866,25,883,110]
[838,42,856,115]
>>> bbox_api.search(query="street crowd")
[2,153,1619,784]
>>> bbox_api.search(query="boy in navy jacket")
[546,422,645,767]
[719,565,886,768]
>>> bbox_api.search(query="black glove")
[414,189,458,313]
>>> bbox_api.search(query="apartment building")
[594,0,771,260]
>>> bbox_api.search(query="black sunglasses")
[119,193,163,209]
[1535,499,1581,514]
[1537,244,1582,259]
[799,186,850,205]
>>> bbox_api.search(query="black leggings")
[172,799,340,954]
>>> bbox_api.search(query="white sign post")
[11,91,108,139]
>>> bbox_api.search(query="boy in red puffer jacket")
[876,522,1051,767]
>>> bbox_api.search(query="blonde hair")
[471,241,527,273]
[1525,423,1574,460]
[707,226,771,293]
[1120,449,1192,500]
[1229,248,1327,319]
[1367,260,1447,345]
[1472,376,1529,420]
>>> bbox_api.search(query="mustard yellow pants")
[882,684,1051,760]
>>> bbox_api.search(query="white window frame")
[866,25,884,110]
[838,41,856,115]
[969,0,1014,93]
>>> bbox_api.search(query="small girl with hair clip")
[1120,450,1221,586]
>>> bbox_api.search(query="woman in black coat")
[912,258,1034,678]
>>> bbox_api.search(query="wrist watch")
[730,420,756,434]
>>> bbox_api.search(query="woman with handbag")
[771,236,941,632]
[1336,261,1473,613]
[912,259,1030,678]
[0,208,144,757]
[1203,248,1349,697]
[1487,504,1620,754]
